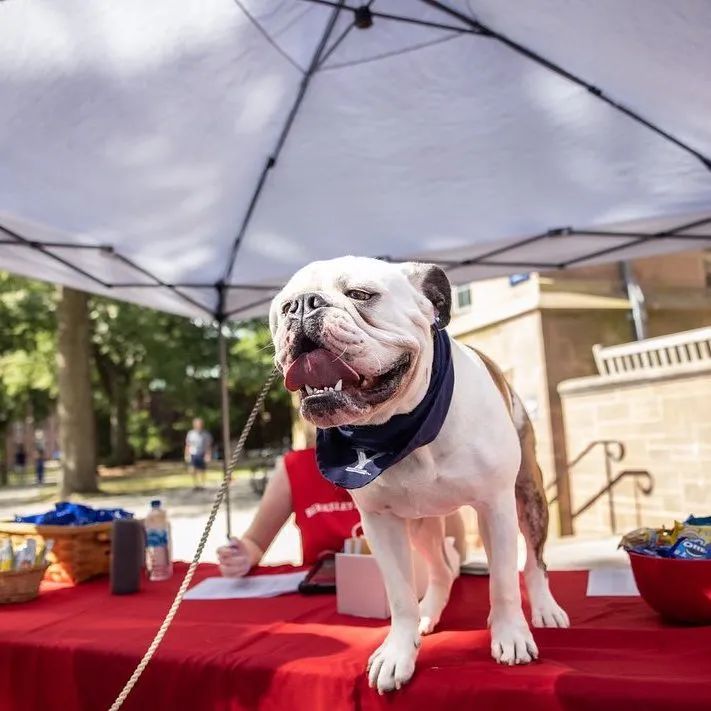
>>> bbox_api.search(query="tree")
[90,299,220,462]
[2,271,292,488]
[228,322,291,451]
[0,273,56,483]
[56,286,98,495]
[90,299,152,465]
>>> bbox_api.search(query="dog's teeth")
[305,385,314,395]
[334,380,343,392]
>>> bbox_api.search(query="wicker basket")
[0,565,48,604]
[0,521,113,584]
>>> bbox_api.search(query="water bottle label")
[146,529,168,548]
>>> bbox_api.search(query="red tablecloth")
[1,563,711,711]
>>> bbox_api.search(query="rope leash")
[108,368,278,711]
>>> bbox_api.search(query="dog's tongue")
[285,349,360,392]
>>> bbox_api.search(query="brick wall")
[559,364,711,536]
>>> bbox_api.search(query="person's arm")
[184,433,191,462]
[217,457,293,577]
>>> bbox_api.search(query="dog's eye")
[281,301,292,316]
[346,289,373,302]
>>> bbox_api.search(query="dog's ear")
[402,262,452,328]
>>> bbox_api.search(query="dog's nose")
[287,292,330,319]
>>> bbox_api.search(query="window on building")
[509,273,530,287]
[454,284,472,312]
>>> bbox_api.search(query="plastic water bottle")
[144,499,173,581]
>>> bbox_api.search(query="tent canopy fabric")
[1,0,710,320]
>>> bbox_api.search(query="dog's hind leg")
[410,516,456,635]
[513,397,569,629]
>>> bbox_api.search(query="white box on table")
[335,549,429,619]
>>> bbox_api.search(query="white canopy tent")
[1,0,710,535]
[1,0,710,322]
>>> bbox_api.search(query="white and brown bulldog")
[269,256,568,694]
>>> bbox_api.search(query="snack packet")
[678,525,711,545]
[619,528,657,551]
[15,539,37,570]
[669,536,709,560]
[621,515,711,559]
[659,521,685,546]
[0,538,14,572]
[685,515,711,527]
[37,539,54,566]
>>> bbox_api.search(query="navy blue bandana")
[315,327,454,489]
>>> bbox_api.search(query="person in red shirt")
[217,429,466,576]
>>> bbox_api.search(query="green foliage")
[87,302,289,460]
[0,272,291,471]
[0,274,56,430]
[128,409,167,459]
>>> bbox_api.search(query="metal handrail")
[572,469,654,529]
[547,439,654,534]
[567,439,625,469]
[546,439,625,498]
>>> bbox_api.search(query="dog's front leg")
[478,492,538,665]
[360,510,420,694]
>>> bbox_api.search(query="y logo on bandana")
[316,326,454,489]
[345,449,384,477]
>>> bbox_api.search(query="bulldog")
[269,256,568,694]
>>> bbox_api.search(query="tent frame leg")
[218,322,233,540]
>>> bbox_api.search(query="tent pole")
[619,261,647,341]
[215,281,234,540]
[222,1,344,283]
[218,319,234,540]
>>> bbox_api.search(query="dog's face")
[270,256,451,428]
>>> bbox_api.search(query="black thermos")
[110,518,145,594]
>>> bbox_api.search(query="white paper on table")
[184,571,307,600]
[586,566,640,597]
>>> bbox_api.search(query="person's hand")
[217,538,253,578]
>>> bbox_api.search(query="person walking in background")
[13,443,26,480]
[185,418,212,491]
[35,445,45,486]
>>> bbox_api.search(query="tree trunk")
[57,287,98,495]
[110,376,133,465]
[93,345,133,466]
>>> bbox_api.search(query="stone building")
[449,250,711,537]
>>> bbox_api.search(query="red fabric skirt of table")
[1,563,710,711]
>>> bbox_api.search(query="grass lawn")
[98,461,253,496]
[1,460,263,501]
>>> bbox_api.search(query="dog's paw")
[418,614,437,636]
[418,583,452,635]
[490,614,538,666]
[366,633,420,694]
[531,598,570,629]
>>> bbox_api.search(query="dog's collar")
[315,326,454,489]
